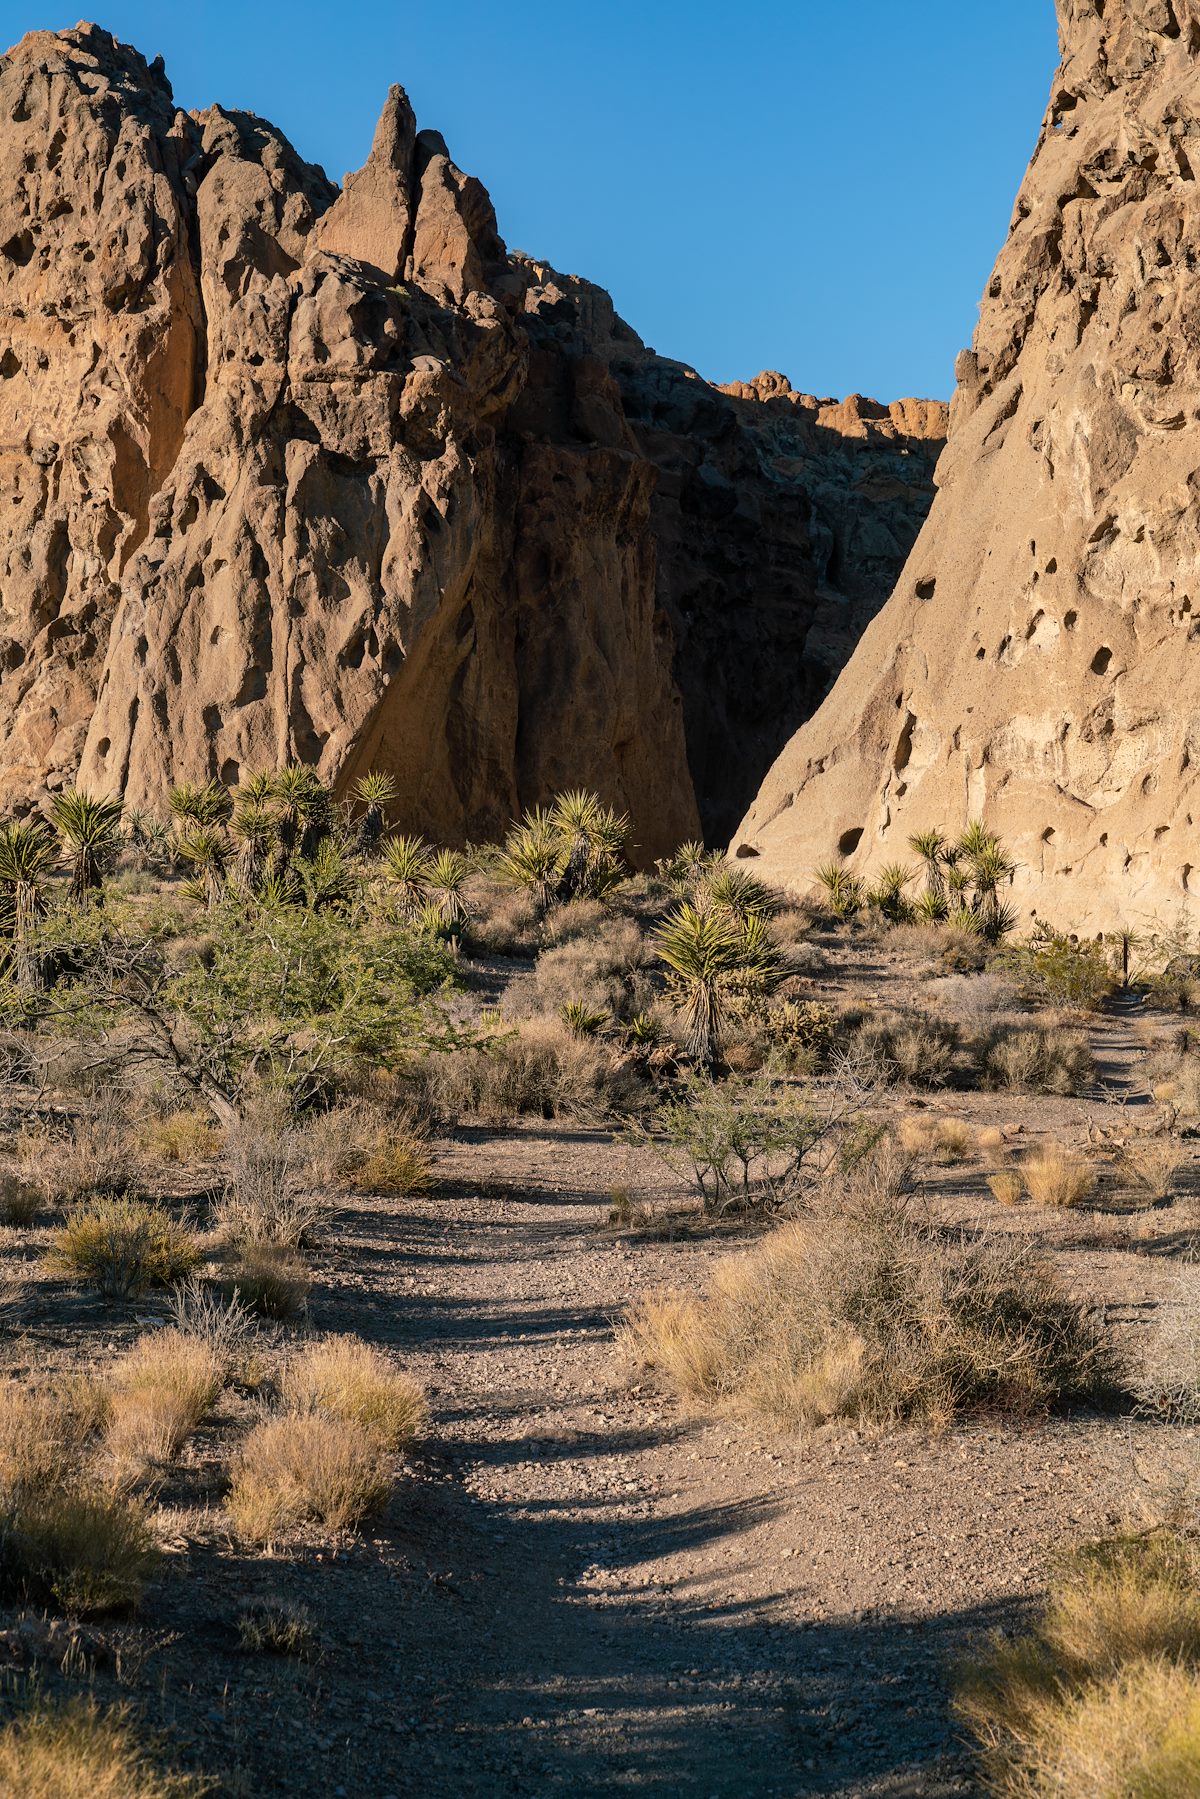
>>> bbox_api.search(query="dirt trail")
[287,1125,1171,1799]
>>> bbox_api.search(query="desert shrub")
[1022,1142,1096,1209]
[217,1120,331,1250]
[280,1337,427,1448]
[0,1380,86,1502]
[462,879,540,957]
[2,1486,158,1615]
[103,1328,221,1470]
[48,1198,199,1298]
[226,1242,310,1320]
[0,1172,40,1226]
[999,930,1116,1010]
[166,1278,256,1369]
[854,1012,958,1088]
[420,1016,642,1124]
[982,1024,1096,1096]
[534,917,652,1023]
[137,1109,221,1165]
[956,1532,1200,1797]
[0,1696,201,1798]
[624,1155,1121,1428]
[635,1073,831,1213]
[934,1118,977,1163]
[760,1000,835,1072]
[237,1597,317,1659]
[18,1110,141,1208]
[1116,1138,1182,1204]
[227,1413,391,1544]
[301,1102,432,1196]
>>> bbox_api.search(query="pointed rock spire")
[312,85,416,278]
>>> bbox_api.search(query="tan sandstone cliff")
[0,24,944,855]
[735,0,1200,929]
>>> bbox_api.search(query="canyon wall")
[736,0,1200,929]
[0,23,944,856]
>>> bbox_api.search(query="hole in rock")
[734,843,760,860]
[1099,833,1108,847]
[0,231,35,266]
[1046,558,1057,574]
[915,578,936,601]
[0,349,19,379]
[1042,827,1055,842]
[220,759,240,787]
[1064,609,1077,629]
[975,645,986,660]
[838,828,863,857]
[1090,646,1113,674]
[95,737,110,761]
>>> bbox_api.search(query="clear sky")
[2,1,1061,400]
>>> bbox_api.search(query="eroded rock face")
[736,0,1200,928]
[0,24,943,856]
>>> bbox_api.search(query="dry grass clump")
[0,1697,202,1798]
[1022,1142,1096,1209]
[48,1198,200,1298]
[280,1337,427,1448]
[0,1172,41,1227]
[956,1532,1200,1796]
[855,1013,959,1088]
[1116,1137,1182,1204]
[982,1025,1096,1097]
[897,1116,977,1163]
[226,1242,310,1320]
[421,1016,642,1125]
[623,1157,1121,1429]
[5,1486,158,1615]
[988,1171,1025,1208]
[0,1379,82,1500]
[18,1098,142,1207]
[301,1103,433,1196]
[237,1597,317,1658]
[137,1109,222,1165]
[226,1413,390,1544]
[103,1328,221,1471]
[462,878,540,956]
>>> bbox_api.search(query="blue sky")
[4,1,1060,399]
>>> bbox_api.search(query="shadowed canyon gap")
[0,23,944,856]
[738,0,1200,927]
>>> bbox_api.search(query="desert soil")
[1,943,1197,1797]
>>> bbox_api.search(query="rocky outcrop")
[0,24,944,857]
[736,0,1200,929]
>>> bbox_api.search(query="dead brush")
[102,1328,221,1472]
[226,1242,310,1321]
[280,1337,427,1448]
[987,1171,1024,1207]
[0,1170,41,1227]
[419,1015,643,1125]
[622,1149,1122,1429]
[1022,1142,1097,1209]
[955,1532,1200,1796]
[982,1024,1096,1097]
[0,1696,203,1798]
[226,1412,391,1544]
[533,917,652,1023]
[1115,1136,1182,1205]
[216,1123,332,1251]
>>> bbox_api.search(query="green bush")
[48,1198,199,1299]
[999,930,1116,1010]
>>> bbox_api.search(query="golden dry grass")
[0,1698,204,1798]
[103,1329,221,1471]
[7,1486,158,1615]
[1116,1138,1182,1204]
[988,1171,1025,1208]
[1022,1142,1096,1209]
[0,1172,41,1227]
[957,1534,1200,1796]
[280,1337,427,1448]
[226,1413,391,1544]
[226,1242,310,1320]
[137,1110,222,1165]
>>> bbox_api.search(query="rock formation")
[0,24,944,857]
[735,0,1200,929]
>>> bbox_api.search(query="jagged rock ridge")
[0,23,945,854]
[736,0,1200,926]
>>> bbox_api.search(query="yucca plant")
[655,840,710,894]
[229,803,275,893]
[626,1011,662,1048]
[947,905,984,936]
[867,862,916,924]
[703,867,777,924]
[351,771,397,854]
[48,789,124,907]
[908,829,947,899]
[381,835,431,917]
[497,812,564,917]
[301,839,358,913]
[655,902,748,1067]
[549,790,630,902]
[914,887,949,924]
[0,820,57,991]
[815,860,864,920]
[427,849,469,927]
[958,819,997,862]
[175,826,228,910]
[169,779,231,829]
[562,1000,609,1037]
[239,771,276,805]
[270,766,328,861]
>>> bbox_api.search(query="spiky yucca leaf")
[654,903,748,1067]
[169,780,231,827]
[704,867,777,923]
[562,1000,609,1037]
[175,826,228,909]
[351,771,398,854]
[382,835,431,916]
[49,789,124,905]
[427,849,469,926]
